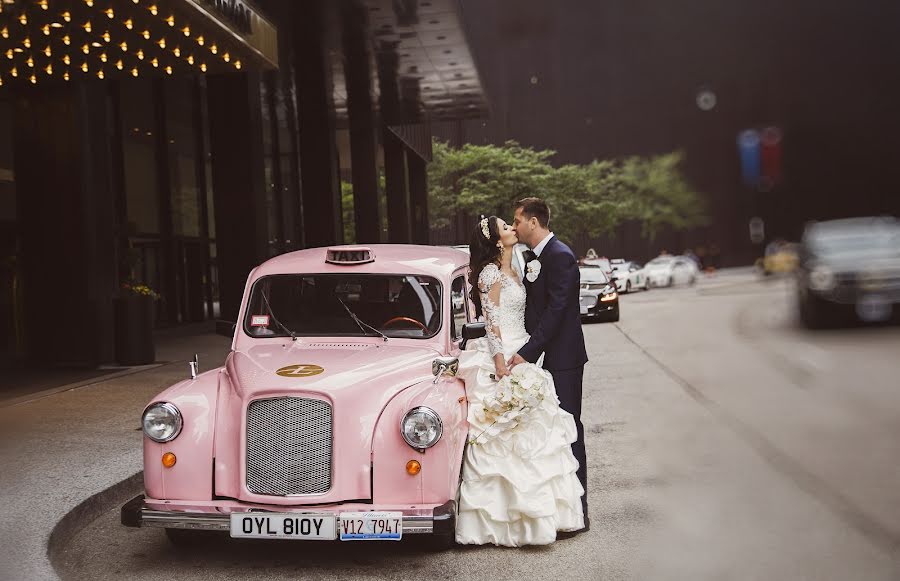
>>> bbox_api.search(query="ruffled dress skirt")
[455,338,585,546]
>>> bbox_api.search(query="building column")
[407,154,429,245]
[13,83,118,366]
[341,0,381,244]
[206,72,268,324]
[292,0,343,247]
[377,42,411,243]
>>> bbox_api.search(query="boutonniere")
[525,260,542,282]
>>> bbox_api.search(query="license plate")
[856,295,892,322]
[230,513,336,540]
[339,511,403,541]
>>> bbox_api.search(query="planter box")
[114,296,156,366]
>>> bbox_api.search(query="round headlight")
[142,402,183,443]
[809,266,836,292]
[400,407,443,450]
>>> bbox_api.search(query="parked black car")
[579,266,620,322]
[796,217,900,328]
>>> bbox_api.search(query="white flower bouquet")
[470,363,548,445]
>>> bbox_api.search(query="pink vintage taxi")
[122,245,485,545]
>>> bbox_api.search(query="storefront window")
[165,78,201,238]
[120,79,161,235]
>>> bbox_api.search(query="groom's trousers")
[548,365,588,515]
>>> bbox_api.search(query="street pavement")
[13,271,900,580]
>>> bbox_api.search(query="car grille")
[580,295,598,308]
[246,397,333,496]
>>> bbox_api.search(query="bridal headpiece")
[479,217,491,240]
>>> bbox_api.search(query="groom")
[508,197,590,529]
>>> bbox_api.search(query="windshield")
[579,267,609,284]
[807,222,900,258]
[647,257,674,267]
[243,274,442,339]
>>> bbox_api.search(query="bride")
[455,215,585,546]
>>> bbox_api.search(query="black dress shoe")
[557,516,590,539]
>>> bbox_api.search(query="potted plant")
[114,281,159,366]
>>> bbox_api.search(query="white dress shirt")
[532,232,555,257]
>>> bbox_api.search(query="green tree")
[340,180,355,244]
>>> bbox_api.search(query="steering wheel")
[381,316,429,332]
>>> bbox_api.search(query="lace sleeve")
[478,264,504,357]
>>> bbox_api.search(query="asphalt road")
[56,273,900,580]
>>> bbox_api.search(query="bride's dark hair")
[468,215,501,318]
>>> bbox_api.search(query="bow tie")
[523,250,538,264]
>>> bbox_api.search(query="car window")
[244,274,442,339]
[579,268,609,283]
[450,276,468,340]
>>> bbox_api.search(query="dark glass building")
[0,0,487,373]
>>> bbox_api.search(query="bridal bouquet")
[469,364,547,445]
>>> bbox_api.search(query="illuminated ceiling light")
[13,47,23,53]
[83,21,92,33]
[150,57,158,67]
[102,31,111,42]
[136,50,144,60]
[222,52,230,62]
[119,41,128,51]
[30,74,36,84]
[26,56,33,67]
[63,54,70,65]
[165,15,175,27]
[91,41,101,47]
[39,0,49,10]
[183,26,190,37]
[131,67,138,77]
[0,77,3,86]
[0,27,7,39]
[157,38,166,49]
[142,30,150,40]
[209,44,217,54]
[82,44,90,54]
[97,70,104,79]
[149,4,157,16]
[81,62,88,72]
[41,24,50,35]
[62,11,71,22]
[18,13,27,25]
[85,0,93,6]
[4,49,12,59]
[187,55,194,65]
[105,8,114,19]
[23,37,31,48]
[10,67,18,77]
[133,0,139,3]
[165,65,172,75]
[234,60,241,70]
[44,63,52,75]
[44,46,51,57]
[115,59,123,70]
[196,35,204,46]
[63,35,71,45]
[100,52,107,62]
[199,63,206,72]
[125,19,133,29]
[50,22,62,28]
[64,71,70,81]
[173,47,180,57]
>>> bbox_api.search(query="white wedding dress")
[455,263,585,546]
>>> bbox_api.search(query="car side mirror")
[460,322,486,350]
[216,320,236,338]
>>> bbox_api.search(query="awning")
[0,0,277,88]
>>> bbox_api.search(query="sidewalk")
[0,326,232,581]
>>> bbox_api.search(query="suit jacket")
[519,236,589,370]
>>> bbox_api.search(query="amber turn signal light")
[161,452,177,468]
[406,460,421,475]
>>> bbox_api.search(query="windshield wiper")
[336,296,388,342]
[260,289,298,341]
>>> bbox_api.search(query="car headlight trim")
[142,402,183,443]
[400,406,443,450]
[808,266,836,292]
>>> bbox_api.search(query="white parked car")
[610,260,650,293]
[645,255,699,288]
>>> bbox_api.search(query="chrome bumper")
[121,495,456,536]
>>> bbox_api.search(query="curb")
[1,365,163,409]
[47,472,144,578]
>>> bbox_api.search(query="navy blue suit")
[519,236,589,513]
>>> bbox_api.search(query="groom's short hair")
[516,197,550,228]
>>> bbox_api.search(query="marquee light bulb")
[102,31,111,43]
[23,37,31,48]
[149,5,158,16]
[45,64,52,75]
[19,14,27,26]
[10,67,18,77]
[39,0,49,10]
[41,24,50,35]
[222,52,230,62]
[30,74,36,84]
[187,55,194,65]
[165,65,172,75]
[183,26,190,37]
[100,52,107,62]
[209,44,217,54]
[81,62,88,72]
[173,47,180,57]
[97,70,104,79]
[44,46,52,57]
[4,49,11,59]
[119,41,128,51]
[115,59,123,70]
[142,30,150,40]
[200,63,206,72]
[196,36,204,46]
[82,44,90,54]
[63,11,71,22]
[234,60,241,70]
[125,19,133,30]
[131,67,138,77]
[83,21,92,33]
[84,0,93,6]
[64,71,70,81]
[136,49,144,60]
[151,57,158,67]
[26,56,33,67]
[157,38,166,49]
[1,27,7,39]
[105,8,114,19]
[63,35,71,45]
[166,15,175,27]
[63,55,70,65]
